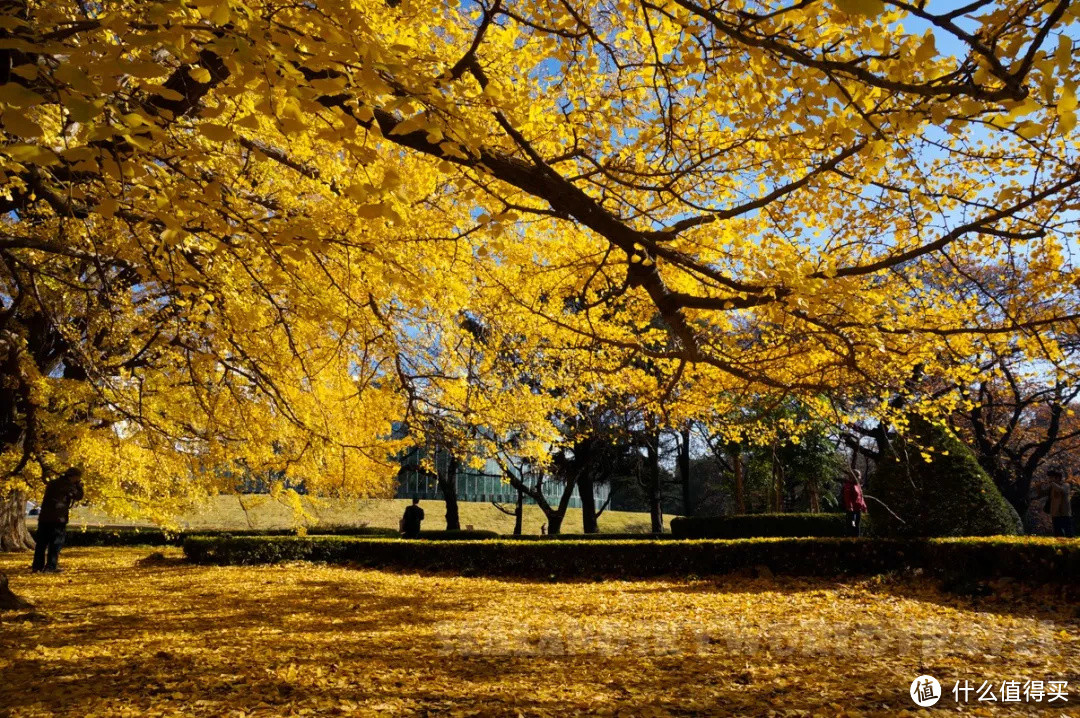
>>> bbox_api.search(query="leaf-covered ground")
[1,548,1078,717]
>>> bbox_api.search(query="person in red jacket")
[31,467,84,573]
[842,469,868,537]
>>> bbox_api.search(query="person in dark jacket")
[1037,469,1074,538]
[400,496,424,539]
[32,467,84,573]
[841,468,868,537]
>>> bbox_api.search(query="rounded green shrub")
[868,415,1023,537]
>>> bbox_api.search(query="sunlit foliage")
[4,0,1080,515]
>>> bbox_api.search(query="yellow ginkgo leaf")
[1059,82,1078,113]
[914,34,937,64]
[1059,110,1077,134]
[123,61,165,79]
[1015,121,1046,139]
[3,142,58,164]
[0,82,44,109]
[199,123,237,142]
[2,110,43,138]
[210,2,231,24]
[356,203,389,219]
[835,0,885,15]
[64,96,101,123]
[96,197,119,217]
[1056,34,1073,74]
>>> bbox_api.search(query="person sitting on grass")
[400,496,424,539]
[841,468,868,537]
[32,467,84,574]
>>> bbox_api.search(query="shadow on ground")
[1,547,1077,717]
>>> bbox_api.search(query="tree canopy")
[3,0,1080,517]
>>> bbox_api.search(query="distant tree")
[499,460,576,536]
[950,364,1080,518]
[697,401,846,515]
[491,482,525,536]
[677,425,694,517]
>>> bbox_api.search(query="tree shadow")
[2,548,1078,716]
[0,637,939,716]
[592,572,1080,621]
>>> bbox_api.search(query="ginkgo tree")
[3,0,1080,552]
[0,0,564,549]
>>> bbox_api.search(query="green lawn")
[55,494,658,535]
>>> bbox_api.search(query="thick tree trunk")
[512,486,523,536]
[547,514,562,534]
[569,438,599,534]
[1,489,34,552]
[647,436,663,533]
[732,450,746,514]
[503,465,572,536]
[442,488,460,531]
[438,455,461,531]
[546,479,577,535]
[679,427,692,517]
[1,572,31,611]
[771,443,785,512]
[1006,462,1040,518]
[578,471,598,533]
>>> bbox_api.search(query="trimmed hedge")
[237,526,400,538]
[182,534,1080,583]
[62,525,401,547]
[505,533,672,541]
[63,526,635,546]
[670,513,848,539]
[66,517,853,546]
[64,526,175,547]
[416,529,499,540]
